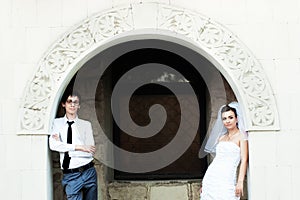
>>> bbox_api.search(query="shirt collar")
[63,115,78,124]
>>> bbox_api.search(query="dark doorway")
[104,47,208,180]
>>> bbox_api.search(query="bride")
[200,102,248,200]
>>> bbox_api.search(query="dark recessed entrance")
[102,47,208,180]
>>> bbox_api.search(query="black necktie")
[62,121,74,170]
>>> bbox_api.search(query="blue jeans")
[62,167,98,200]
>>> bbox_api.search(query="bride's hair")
[221,105,237,117]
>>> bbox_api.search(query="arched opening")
[51,38,247,199]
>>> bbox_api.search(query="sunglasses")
[66,99,80,106]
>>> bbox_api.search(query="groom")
[49,90,98,200]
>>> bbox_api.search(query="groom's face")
[62,95,80,115]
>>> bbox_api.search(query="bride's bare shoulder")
[218,134,227,142]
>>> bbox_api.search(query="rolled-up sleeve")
[49,121,75,153]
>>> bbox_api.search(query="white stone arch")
[18,2,279,135]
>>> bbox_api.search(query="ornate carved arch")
[18,3,279,134]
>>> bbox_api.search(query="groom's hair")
[61,89,81,103]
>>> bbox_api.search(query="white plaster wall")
[0,0,114,199]
[1,0,300,199]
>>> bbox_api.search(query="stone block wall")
[108,181,201,200]
[107,179,248,200]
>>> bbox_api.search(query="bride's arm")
[236,139,248,197]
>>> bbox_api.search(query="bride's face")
[221,110,238,130]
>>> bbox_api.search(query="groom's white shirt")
[49,116,94,169]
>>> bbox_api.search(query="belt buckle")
[78,166,85,173]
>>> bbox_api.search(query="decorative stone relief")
[19,3,279,134]
[19,6,134,132]
[158,4,278,129]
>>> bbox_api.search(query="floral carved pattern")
[158,5,278,128]
[19,3,278,133]
[20,7,134,132]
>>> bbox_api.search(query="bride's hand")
[235,181,243,197]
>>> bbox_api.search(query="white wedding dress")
[201,141,241,200]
